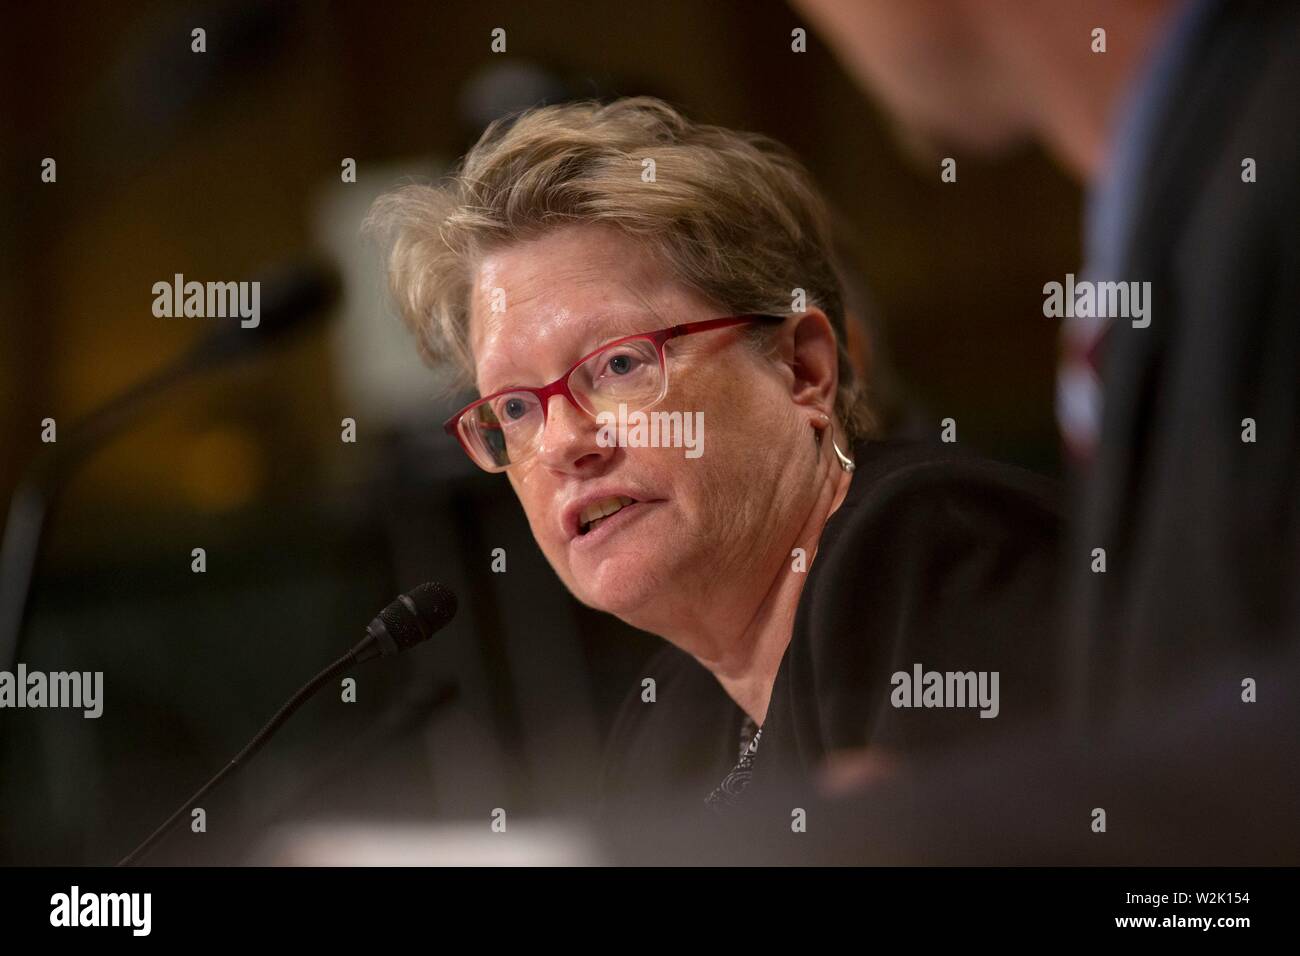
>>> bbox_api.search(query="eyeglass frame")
[443,313,787,472]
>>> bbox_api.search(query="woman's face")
[467,224,824,632]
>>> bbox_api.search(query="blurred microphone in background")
[0,258,341,671]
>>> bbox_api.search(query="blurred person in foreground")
[797,0,1299,726]
[366,98,1062,827]
[780,0,1299,861]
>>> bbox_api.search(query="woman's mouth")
[570,496,661,548]
[578,495,638,535]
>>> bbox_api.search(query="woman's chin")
[568,552,665,618]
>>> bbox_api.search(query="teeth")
[579,495,636,534]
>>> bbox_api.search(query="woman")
[367,97,1061,828]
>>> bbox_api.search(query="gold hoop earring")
[831,437,855,473]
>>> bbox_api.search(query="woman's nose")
[535,392,613,472]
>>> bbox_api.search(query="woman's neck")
[694,451,855,725]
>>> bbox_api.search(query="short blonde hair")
[366,96,873,440]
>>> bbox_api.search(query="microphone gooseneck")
[116,583,457,867]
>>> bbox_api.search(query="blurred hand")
[816,746,902,797]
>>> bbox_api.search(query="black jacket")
[598,439,1061,821]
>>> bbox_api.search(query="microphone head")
[252,258,343,343]
[366,582,458,657]
[405,582,459,633]
[191,258,342,366]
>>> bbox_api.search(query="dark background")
[0,0,1079,864]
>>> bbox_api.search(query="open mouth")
[578,495,638,536]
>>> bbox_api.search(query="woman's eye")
[606,353,636,375]
[500,397,529,420]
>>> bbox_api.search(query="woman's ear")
[781,308,840,417]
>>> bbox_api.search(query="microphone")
[355,581,460,663]
[117,582,457,867]
[187,259,342,370]
[0,258,341,672]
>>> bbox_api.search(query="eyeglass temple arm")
[666,313,785,340]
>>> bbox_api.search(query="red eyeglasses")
[444,313,785,472]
